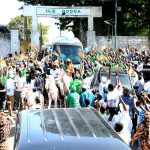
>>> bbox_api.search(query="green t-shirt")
[90,57,96,63]
[65,92,80,108]
[2,75,7,85]
[22,69,26,78]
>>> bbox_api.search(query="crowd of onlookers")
[0,45,150,149]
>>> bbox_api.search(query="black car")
[94,67,132,91]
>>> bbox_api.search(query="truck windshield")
[53,45,83,64]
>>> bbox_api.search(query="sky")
[0,0,24,25]
[0,0,73,43]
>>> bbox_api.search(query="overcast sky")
[0,0,73,43]
[0,0,24,25]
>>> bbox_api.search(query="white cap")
[101,76,107,83]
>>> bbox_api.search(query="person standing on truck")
[66,59,74,78]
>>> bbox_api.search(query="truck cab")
[52,36,84,67]
[14,108,131,150]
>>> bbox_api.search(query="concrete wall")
[10,30,20,55]
[0,33,10,57]
[96,36,149,51]
[0,30,20,57]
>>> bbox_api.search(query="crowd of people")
[0,45,150,149]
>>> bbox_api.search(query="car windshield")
[53,45,83,64]
[101,72,132,90]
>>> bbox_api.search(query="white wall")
[11,30,20,55]
[96,36,149,51]
[0,34,10,57]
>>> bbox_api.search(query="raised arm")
[97,67,102,83]
[108,65,111,80]
[119,96,128,112]
[132,95,140,115]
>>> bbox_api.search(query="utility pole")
[114,0,117,51]
[39,23,42,51]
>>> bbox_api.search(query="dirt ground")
[7,111,17,150]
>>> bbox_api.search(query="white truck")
[51,36,84,66]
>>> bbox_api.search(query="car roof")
[17,108,130,150]
[101,67,127,74]
[52,36,83,47]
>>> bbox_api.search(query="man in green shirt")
[65,85,81,108]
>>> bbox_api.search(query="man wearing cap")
[50,61,64,96]
[66,59,74,78]
[65,85,80,108]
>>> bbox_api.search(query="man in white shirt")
[98,66,111,103]
[105,96,132,145]
[144,81,150,98]
[82,74,94,89]
[6,74,16,116]
[134,75,144,99]
[106,84,119,121]
[15,70,26,110]
[50,61,64,96]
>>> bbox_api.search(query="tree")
[7,16,49,52]
[18,0,150,47]
[18,0,115,46]
[119,0,150,36]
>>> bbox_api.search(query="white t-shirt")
[134,79,144,95]
[144,81,150,94]
[6,78,15,96]
[137,63,143,72]
[118,129,131,145]
[105,110,131,128]
[50,69,60,78]
[82,75,94,89]
[30,79,35,89]
[99,79,111,95]
[15,76,26,91]
[107,90,119,108]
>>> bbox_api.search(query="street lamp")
[104,19,115,49]
[114,0,117,51]
[101,0,119,50]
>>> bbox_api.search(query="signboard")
[37,7,91,16]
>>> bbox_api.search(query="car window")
[101,72,132,90]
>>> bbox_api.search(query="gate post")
[87,16,96,50]
[31,15,40,49]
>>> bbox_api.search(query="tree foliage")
[18,0,150,42]
[7,16,49,52]
[122,0,150,36]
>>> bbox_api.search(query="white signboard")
[37,7,91,16]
